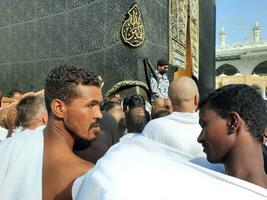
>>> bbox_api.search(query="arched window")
[252,61,267,75]
[216,64,240,76]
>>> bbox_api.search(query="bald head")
[168,77,199,112]
[151,97,173,118]
[152,98,165,111]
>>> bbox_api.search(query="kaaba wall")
[0,0,168,95]
[0,0,214,96]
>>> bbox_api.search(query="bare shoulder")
[42,127,94,199]
[43,138,94,200]
[43,155,94,200]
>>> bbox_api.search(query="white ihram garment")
[72,135,267,200]
[0,127,8,142]
[142,112,205,158]
[0,126,45,200]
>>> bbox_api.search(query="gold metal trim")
[169,0,199,79]
[169,0,188,69]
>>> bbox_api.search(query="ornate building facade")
[215,21,267,99]
[216,74,267,99]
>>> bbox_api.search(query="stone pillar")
[198,0,216,95]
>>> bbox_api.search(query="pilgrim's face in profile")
[198,107,234,163]
[63,84,103,141]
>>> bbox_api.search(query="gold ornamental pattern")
[169,0,199,79]
[190,0,199,79]
[169,0,188,69]
[121,4,145,47]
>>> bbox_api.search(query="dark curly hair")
[45,65,101,115]
[125,95,146,110]
[199,84,267,143]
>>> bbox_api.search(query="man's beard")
[73,137,95,151]
[64,121,100,151]
[159,71,165,75]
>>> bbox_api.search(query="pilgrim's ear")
[50,99,66,118]
[42,113,48,124]
[227,112,241,135]
[194,94,199,111]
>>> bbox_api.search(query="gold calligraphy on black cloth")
[121,4,145,47]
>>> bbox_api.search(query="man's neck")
[224,133,267,188]
[173,105,195,113]
[156,70,165,76]
[42,120,93,200]
[44,120,74,149]
[23,120,45,131]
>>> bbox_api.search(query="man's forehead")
[200,107,223,121]
[76,84,101,91]
[75,85,102,98]
[159,64,168,67]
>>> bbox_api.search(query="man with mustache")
[198,84,267,189]
[0,65,103,199]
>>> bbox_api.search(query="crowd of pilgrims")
[0,64,266,199]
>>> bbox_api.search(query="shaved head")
[168,77,199,111]
[152,98,165,110]
[151,97,173,119]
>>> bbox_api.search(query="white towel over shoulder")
[73,135,267,200]
[0,127,45,200]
